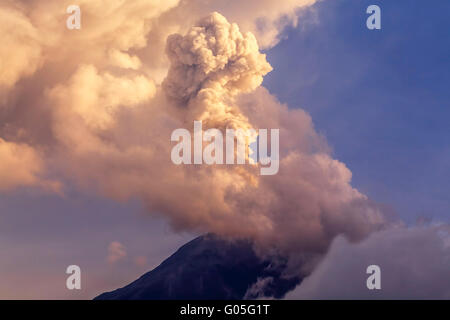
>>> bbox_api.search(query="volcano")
[95,234,300,300]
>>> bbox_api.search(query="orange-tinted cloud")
[0,1,387,279]
[107,241,127,264]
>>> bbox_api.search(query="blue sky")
[264,0,450,223]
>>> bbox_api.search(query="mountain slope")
[95,234,300,300]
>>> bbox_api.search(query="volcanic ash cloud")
[0,2,386,278]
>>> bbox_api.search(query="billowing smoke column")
[158,13,388,268]
[1,1,387,280]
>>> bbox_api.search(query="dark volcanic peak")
[95,234,301,300]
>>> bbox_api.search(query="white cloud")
[286,224,450,299]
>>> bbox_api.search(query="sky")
[263,0,450,223]
[0,0,448,299]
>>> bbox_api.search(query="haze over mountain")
[95,234,300,300]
